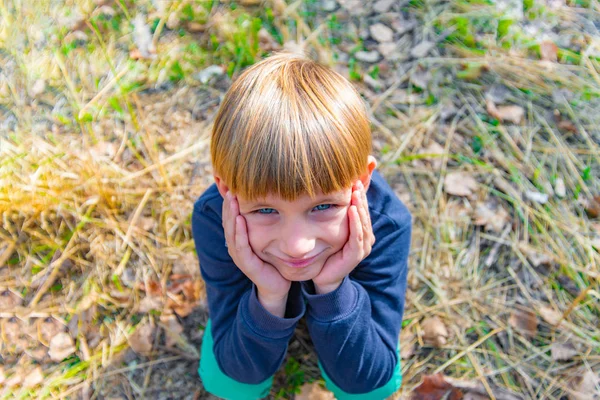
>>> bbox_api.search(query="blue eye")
[314,204,332,211]
[257,208,276,214]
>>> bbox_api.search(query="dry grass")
[1,0,599,398]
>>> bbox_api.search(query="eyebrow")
[248,195,347,209]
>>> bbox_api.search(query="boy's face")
[236,187,352,282]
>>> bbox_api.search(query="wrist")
[257,290,288,318]
[313,280,343,295]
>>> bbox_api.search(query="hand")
[312,181,375,294]
[222,191,292,306]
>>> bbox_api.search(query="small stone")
[194,65,224,84]
[410,67,431,89]
[370,23,394,43]
[378,42,397,58]
[410,41,435,58]
[392,19,417,35]
[354,50,381,63]
[166,12,180,29]
[486,84,511,104]
[525,191,549,204]
[554,178,566,198]
[321,0,338,11]
[363,74,382,91]
[373,0,395,13]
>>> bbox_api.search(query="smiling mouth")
[278,252,323,268]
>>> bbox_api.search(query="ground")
[0,0,599,399]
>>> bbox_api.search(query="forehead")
[241,188,349,207]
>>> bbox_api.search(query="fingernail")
[357,181,363,189]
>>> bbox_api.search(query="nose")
[280,222,315,260]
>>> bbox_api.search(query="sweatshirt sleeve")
[192,196,305,384]
[301,209,411,394]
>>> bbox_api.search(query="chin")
[278,262,324,282]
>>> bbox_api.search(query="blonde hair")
[210,51,371,201]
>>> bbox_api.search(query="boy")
[191,52,412,399]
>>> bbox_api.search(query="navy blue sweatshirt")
[191,170,412,394]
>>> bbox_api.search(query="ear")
[358,155,377,191]
[213,175,230,198]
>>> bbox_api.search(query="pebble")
[354,50,381,63]
[525,191,549,204]
[378,42,397,58]
[321,0,338,11]
[194,65,225,84]
[370,23,394,42]
[410,40,435,58]
[373,0,395,13]
[363,74,383,91]
[393,19,417,35]
[554,178,566,198]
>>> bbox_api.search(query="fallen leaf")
[540,40,558,62]
[417,141,444,170]
[583,195,600,219]
[160,314,184,349]
[569,370,600,400]
[5,368,23,388]
[0,290,22,309]
[557,275,580,297]
[486,99,525,124]
[49,332,76,361]
[186,21,205,32]
[23,366,44,388]
[40,317,66,345]
[551,341,579,361]
[138,279,163,296]
[400,329,416,359]
[538,305,562,326]
[138,295,163,313]
[411,374,463,400]
[129,321,155,355]
[296,382,335,400]
[168,295,196,317]
[258,28,281,52]
[558,119,578,133]
[474,198,510,232]
[444,377,523,400]
[239,0,262,5]
[29,79,46,98]
[444,172,478,197]
[508,309,538,338]
[421,317,448,347]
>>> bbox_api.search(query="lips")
[278,252,322,268]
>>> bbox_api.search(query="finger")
[224,193,237,249]
[349,205,363,250]
[357,181,372,226]
[234,215,259,273]
[354,186,375,251]
[354,189,370,234]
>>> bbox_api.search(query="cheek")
[245,220,267,250]
[319,210,349,246]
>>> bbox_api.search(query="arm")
[192,197,305,384]
[302,210,411,394]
